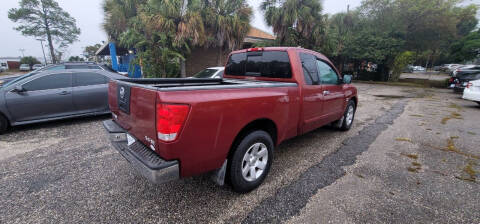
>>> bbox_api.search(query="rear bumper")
[103,120,179,184]
[463,88,480,102]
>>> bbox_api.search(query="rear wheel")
[477,102,480,106]
[229,130,273,193]
[0,115,8,134]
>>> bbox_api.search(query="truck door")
[316,59,345,121]
[300,53,328,134]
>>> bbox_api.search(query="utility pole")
[37,39,48,65]
[19,49,25,57]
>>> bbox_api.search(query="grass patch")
[456,161,477,182]
[410,114,424,117]
[396,137,413,143]
[467,131,476,135]
[401,153,418,159]
[411,161,421,167]
[441,112,463,125]
[424,137,480,160]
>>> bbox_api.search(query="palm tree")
[140,0,206,77]
[102,0,145,41]
[261,0,325,48]
[202,0,253,65]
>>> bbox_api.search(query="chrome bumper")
[103,120,179,184]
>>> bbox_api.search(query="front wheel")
[229,130,273,193]
[334,100,356,131]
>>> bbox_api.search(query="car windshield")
[1,72,37,88]
[193,69,219,78]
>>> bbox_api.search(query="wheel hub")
[241,142,268,182]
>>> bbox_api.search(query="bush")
[20,56,40,67]
[391,51,414,81]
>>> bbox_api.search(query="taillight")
[156,103,190,142]
[449,78,454,82]
[466,82,472,89]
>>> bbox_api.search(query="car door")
[72,72,109,113]
[316,59,345,121]
[5,73,74,122]
[300,52,329,134]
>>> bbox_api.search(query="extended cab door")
[316,59,345,121]
[300,53,328,134]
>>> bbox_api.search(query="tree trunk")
[41,2,56,64]
[217,47,223,66]
[180,58,186,77]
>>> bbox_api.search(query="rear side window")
[74,72,108,87]
[300,53,319,85]
[225,51,292,78]
[23,73,71,91]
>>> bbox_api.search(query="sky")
[0,0,478,60]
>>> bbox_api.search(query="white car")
[462,79,480,106]
[19,64,31,71]
[32,64,44,70]
[191,67,224,78]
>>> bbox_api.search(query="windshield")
[1,72,38,88]
[193,69,219,78]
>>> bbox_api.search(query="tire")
[229,130,274,193]
[336,100,356,131]
[0,115,8,134]
[477,102,480,106]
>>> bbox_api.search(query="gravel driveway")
[0,83,478,223]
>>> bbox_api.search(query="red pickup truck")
[104,47,357,193]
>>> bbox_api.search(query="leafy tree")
[68,56,85,62]
[261,0,325,49]
[8,0,81,64]
[202,0,252,65]
[83,43,103,61]
[450,29,480,62]
[20,56,41,67]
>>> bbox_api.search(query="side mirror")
[13,85,25,93]
[343,74,353,84]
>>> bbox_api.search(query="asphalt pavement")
[0,83,478,223]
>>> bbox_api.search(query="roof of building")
[246,27,275,40]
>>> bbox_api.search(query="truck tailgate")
[109,81,158,151]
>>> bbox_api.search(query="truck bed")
[116,78,297,91]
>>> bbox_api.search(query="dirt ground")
[0,83,478,223]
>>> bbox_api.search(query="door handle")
[58,91,70,95]
[323,91,330,96]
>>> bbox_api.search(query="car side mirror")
[13,85,25,93]
[343,74,353,84]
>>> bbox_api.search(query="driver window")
[23,74,71,91]
[316,60,339,85]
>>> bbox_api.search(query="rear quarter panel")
[157,86,300,177]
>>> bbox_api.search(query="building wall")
[186,47,229,76]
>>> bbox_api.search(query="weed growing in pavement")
[467,132,476,135]
[396,138,413,143]
[410,114,424,117]
[456,160,477,182]
[441,112,463,124]
[424,137,480,160]
[401,153,419,159]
